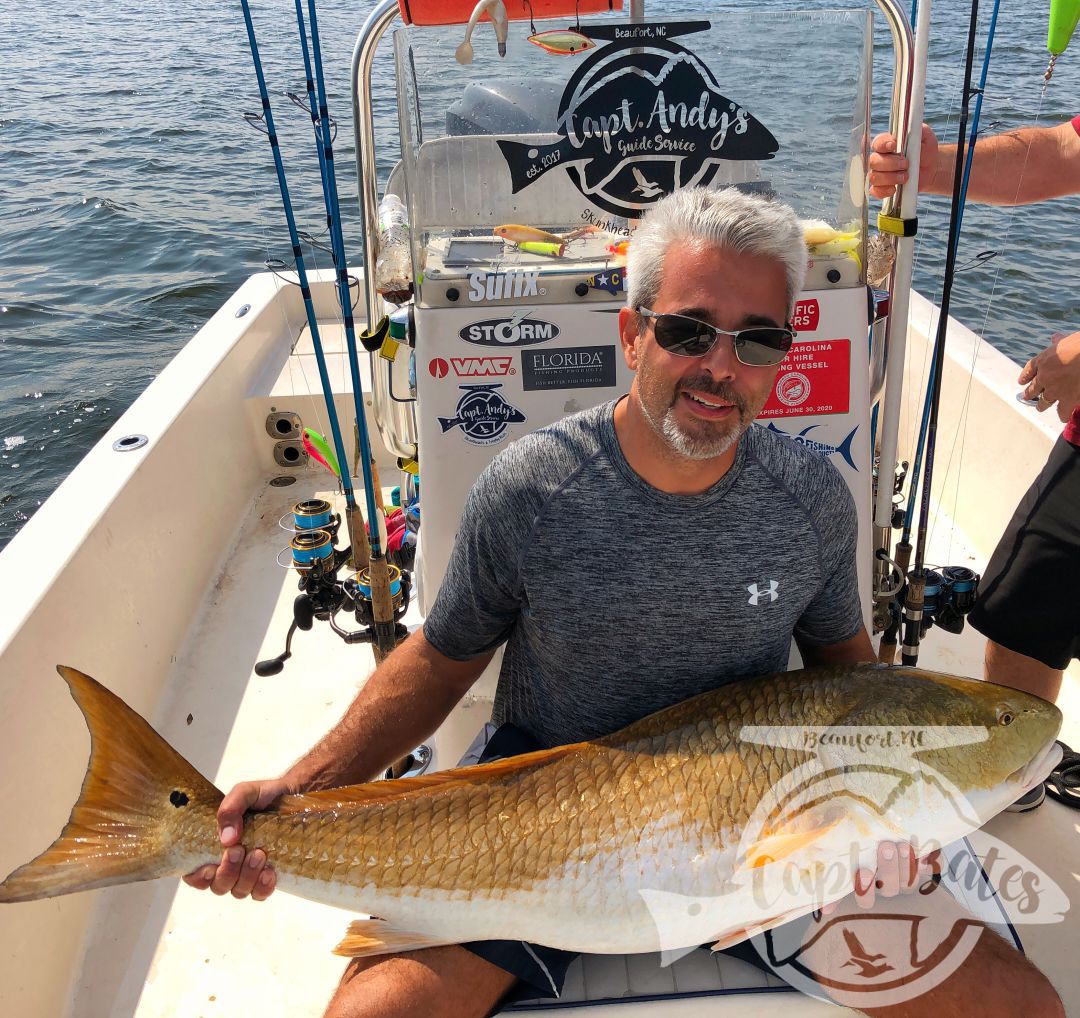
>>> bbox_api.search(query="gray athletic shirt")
[424,400,863,748]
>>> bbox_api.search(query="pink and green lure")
[303,428,341,478]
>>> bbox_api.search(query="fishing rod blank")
[897,0,1000,560]
[300,0,399,661]
[902,0,982,667]
[238,0,357,524]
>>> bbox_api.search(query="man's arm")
[798,626,875,666]
[183,629,492,899]
[869,118,1080,204]
[283,629,492,790]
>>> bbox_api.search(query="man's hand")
[868,124,939,199]
[181,777,293,901]
[1019,331,1080,423]
[823,841,942,913]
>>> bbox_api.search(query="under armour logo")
[747,581,779,606]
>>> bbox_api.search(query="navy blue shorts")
[458,723,777,1004]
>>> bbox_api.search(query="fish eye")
[996,707,1015,727]
[169,789,190,808]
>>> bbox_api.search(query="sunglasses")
[637,308,796,367]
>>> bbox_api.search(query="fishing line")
[294,0,381,534]
[899,0,1001,562]
[238,0,357,517]
[925,71,1050,563]
[930,88,1050,567]
[296,0,400,659]
[900,0,983,666]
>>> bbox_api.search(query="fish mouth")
[1011,738,1062,791]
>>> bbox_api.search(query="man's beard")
[638,370,757,461]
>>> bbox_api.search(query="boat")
[0,1,1077,1015]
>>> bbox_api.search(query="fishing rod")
[238,0,358,536]
[900,0,983,667]
[298,0,400,663]
[240,0,408,677]
[878,0,999,663]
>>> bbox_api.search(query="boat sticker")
[438,384,527,446]
[759,340,851,418]
[468,269,545,302]
[459,311,561,347]
[791,299,820,333]
[764,423,859,471]
[579,208,631,237]
[429,356,516,378]
[496,21,779,217]
[586,268,625,295]
[521,345,618,391]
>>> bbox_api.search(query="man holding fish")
[182,187,1062,1017]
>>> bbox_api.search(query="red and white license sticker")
[791,299,820,333]
[760,339,850,418]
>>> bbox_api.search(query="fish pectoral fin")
[274,744,583,816]
[709,903,813,952]
[333,918,455,958]
[743,816,845,869]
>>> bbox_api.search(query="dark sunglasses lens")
[653,315,715,357]
[734,329,793,366]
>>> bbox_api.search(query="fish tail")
[496,139,564,194]
[837,425,859,471]
[0,666,222,903]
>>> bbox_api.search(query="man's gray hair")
[626,187,807,318]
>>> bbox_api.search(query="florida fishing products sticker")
[521,345,618,391]
[759,339,851,418]
[438,384,527,446]
[496,21,779,217]
[459,311,562,347]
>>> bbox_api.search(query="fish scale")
[0,664,1061,959]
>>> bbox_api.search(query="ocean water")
[2,0,1078,548]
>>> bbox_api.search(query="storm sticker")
[496,21,779,217]
[459,311,562,347]
[438,384,527,446]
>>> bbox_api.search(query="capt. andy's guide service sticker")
[497,21,779,217]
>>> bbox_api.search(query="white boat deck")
[60,474,1080,1018]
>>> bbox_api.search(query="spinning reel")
[255,499,411,676]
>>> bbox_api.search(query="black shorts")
[969,436,1080,669]
[458,723,779,1004]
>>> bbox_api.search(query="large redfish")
[0,665,1061,958]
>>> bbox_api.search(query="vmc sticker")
[759,339,850,418]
